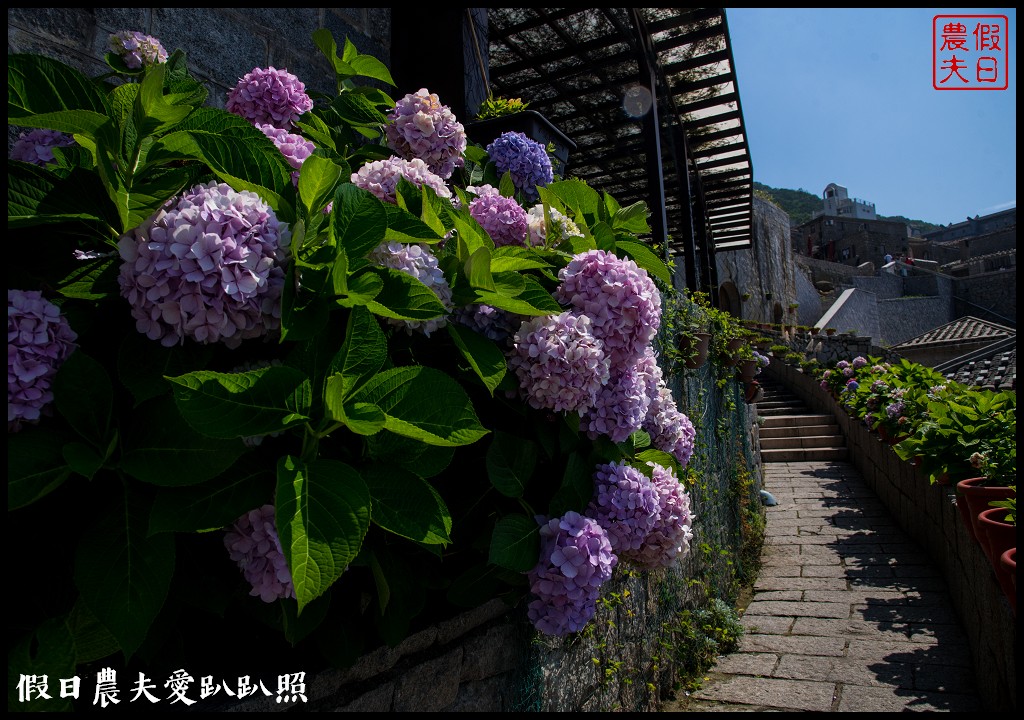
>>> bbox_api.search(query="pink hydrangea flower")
[643,381,696,468]
[587,462,660,553]
[10,129,76,166]
[623,463,694,569]
[555,249,661,366]
[257,123,315,186]
[468,185,529,247]
[108,30,168,69]
[527,511,617,636]
[385,88,466,180]
[8,290,78,432]
[351,157,451,205]
[580,348,660,443]
[226,66,313,130]
[509,312,610,414]
[224,505,296,603]
[117,181,291,348]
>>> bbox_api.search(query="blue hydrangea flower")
[486,131,553,200]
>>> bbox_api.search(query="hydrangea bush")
[8,28,706,684]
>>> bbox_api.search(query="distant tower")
[818,183,877,220]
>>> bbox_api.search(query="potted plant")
[662,288,711,371]
[977,498,1016,609]
[956,431,1016,543]
[741,292,751,302]
[787,302,799,314]
[736,345,758,383]
[825,327,837,336]
[464,97,576,178]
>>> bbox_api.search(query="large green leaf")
[611,201,652,234]
[490,245,553,272]
[276,456,372,612]
[352,366,489,447]
[547,451,595,517]
[364,267,449,322]
[54,255,120,301]
[489,514,541,572]
[147,454,276,534]
[445,323,506,395]
[615,239,671,285]
[7,163,117,229]
[383,204,446,244]
[331,183,388,259]
[52,350,112,447]
[485,431,538,498]
[74,492,175,660]
[7,428,73,511]
[326,306,387,400]
[366,431,454,480]
[342,36,396,86]
[362,464,452,545]
[8,53,111,119]
[66,601,120,665]
[298,153,344,218]
[166,366,311,439]
[540,179,601,220]
[120,396,247,486]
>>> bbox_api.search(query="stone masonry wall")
[767,362,1016,712]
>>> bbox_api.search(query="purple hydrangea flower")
[580,348,660,443]
[846,379,859,391]
[117,181,291,348]
[468,185,529,247]
[509,312,610,414]
[624,463,694,569]
[224,505,296,603]
[385,88,466,180]
[842,367,855,377]
[836,360,850,370]
[369,242,452,336]
[525,204,584,247]
[108,30,168,70]
[454,304,520,345]
[526,511,617,636]
[852,356,868,369]
[486,131,553,200]
[555,249,661,366]
[886,401,905,419]
[10,129,76,167]
[643,381,696,468]
[226,66,313,130]
[587,462,660,553]
[351,157,451,205]
[257,123,315,186]
[8,290,78,432]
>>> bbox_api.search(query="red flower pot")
[679,332,712,369]
[976,508,1017,609]
[1000,548,1016,615]
[955,477,1015,544]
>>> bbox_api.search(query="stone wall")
[954,269,1017,325]
[768,362,1016,712]
[878,296,955,347]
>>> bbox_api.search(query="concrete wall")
[768,362,1016,713]
[817,289,881,345]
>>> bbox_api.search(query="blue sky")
[726,8,1016,226]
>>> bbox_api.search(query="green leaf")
[466,246,496,291]
[330,92,391,129]
[331,183,388,259]
[363,464,452,545]
[383,204,446,244]
[498,170,516,198]
[489,514,541,572]
[615,240,671,285]
[326,306,387,399]
[490,245,553,272]
[366,432,454,480]
[62,442,104,480]
[486,431,538,498]
[52,350,112,447]
[282,592,331,646]
[334,265,385,308]
[147,454,276,535]
[591,220,617,252]
[135,62,191,135]
[7,428,73,510]
[346,49,396,86]
[612,201,651,234]
[364,267,449,322]
[352,366,489,447]
[276,456,372,612]
[66,601,120,665]
[8,53,110,119]
[74,492,175,660]
[8,163,117,229]
[54,254,120,300]
[541,179,601,219]
[445,323,506,395]
[8,617,77,712]
[312,28,356,77]
[120,396,247,486]
[166,366,312,439]
[298,153,344,219]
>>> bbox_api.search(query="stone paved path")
[660,460,983,712]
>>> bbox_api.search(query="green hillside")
[753,182,940,233]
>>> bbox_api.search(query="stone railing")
[766,361,1016,712]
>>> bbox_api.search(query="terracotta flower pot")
[956,477,1015,544]
[976,508,1017,608]
[1000,547,1016,615]
[744,381,763,404]
[679,332,711,369]
[737,358,758,383]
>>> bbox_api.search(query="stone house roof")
[891,316,1015,350]
[934,338,1017,392]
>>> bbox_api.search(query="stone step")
[759,435,843,449]
[760,414,835,428]
[761,447,849,462]
[759,424,840,438]
[757,400,806,410]
[759,406,812,416]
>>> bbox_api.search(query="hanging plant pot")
[720,337,744,367]
[464,110,577,177]
[737,359,758,383]
[744,380,762,404]
[679,332,712,369]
